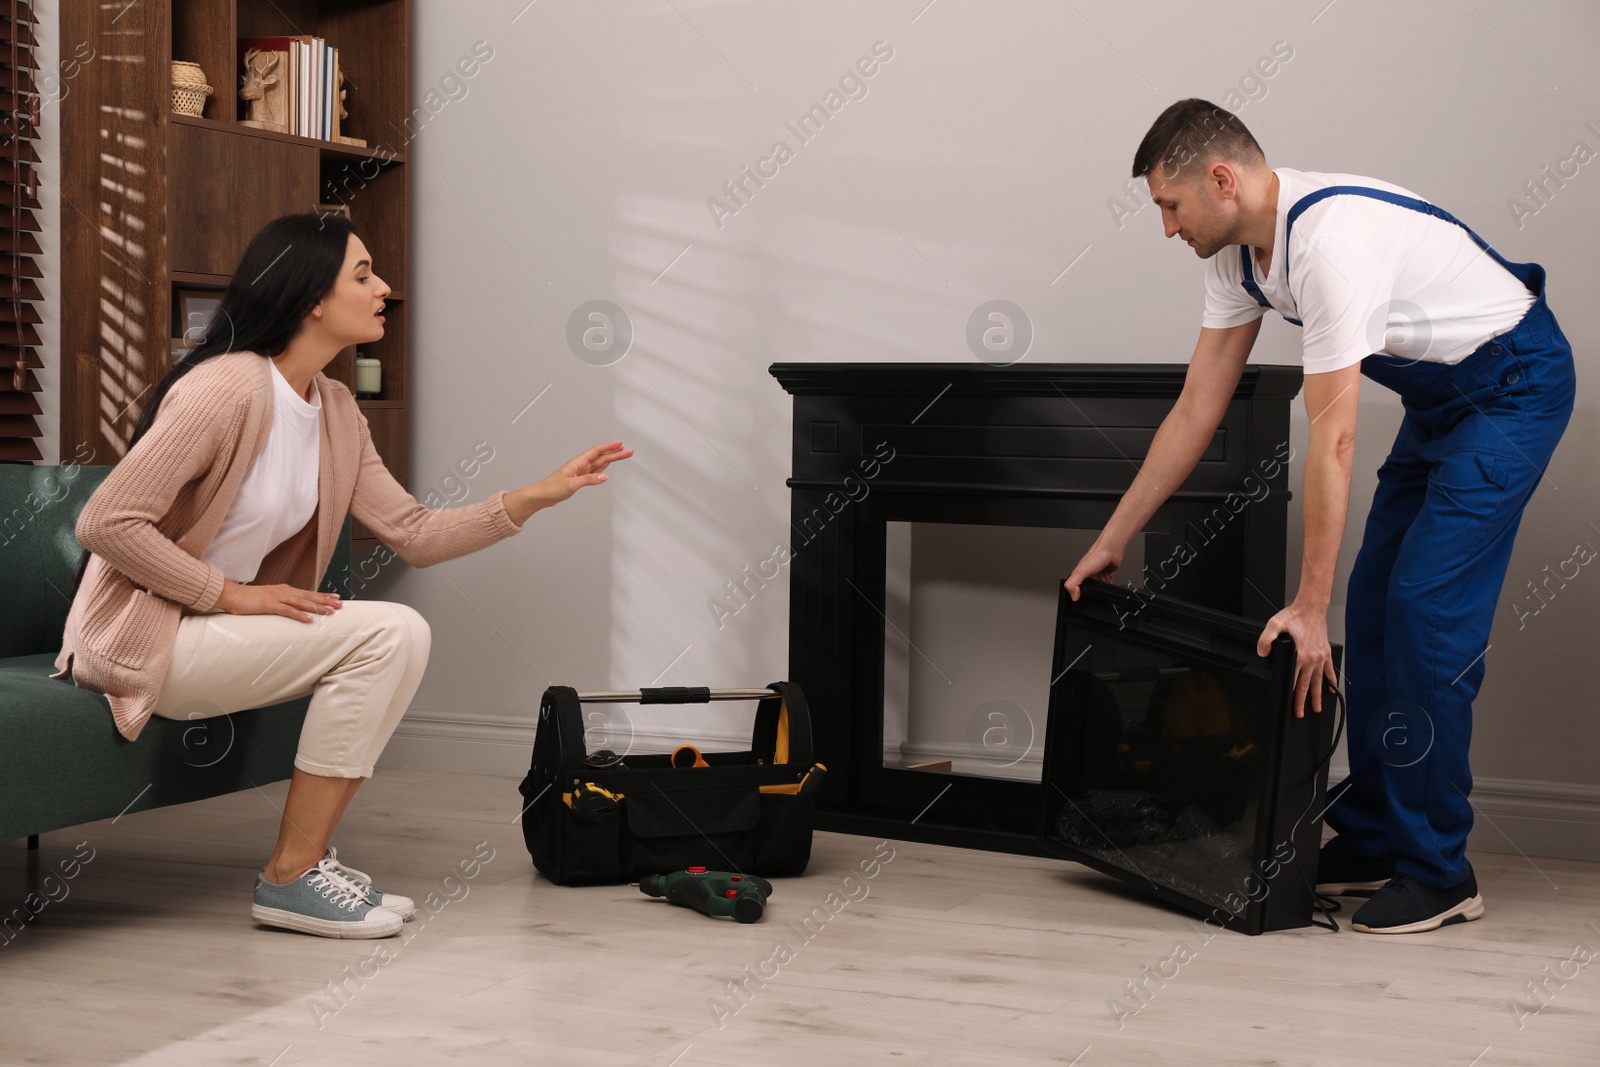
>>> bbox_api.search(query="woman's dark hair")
[71,212,357,599]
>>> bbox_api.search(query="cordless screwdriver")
[636,867,773,923]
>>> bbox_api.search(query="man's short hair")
[1131,99,1265,181]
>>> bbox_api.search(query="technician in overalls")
[1065,98,1575,934]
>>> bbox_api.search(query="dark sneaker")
[1316,847,1396,897]
[1352,870,1484,935]
[323,847,416,920]
[252,857,405,939]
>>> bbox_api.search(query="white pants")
[150,600,431,778]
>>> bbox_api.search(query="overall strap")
[1239,245,1304,327]
[1281,186,1521,315]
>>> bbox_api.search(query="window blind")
[0,0,42,463]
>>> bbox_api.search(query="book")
[332,49,341,141]
[322,42,334,140]
[290,40,299,135]
[302,38,312,137]
[314,39,324,138]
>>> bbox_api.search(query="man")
[1064,99,1575,934]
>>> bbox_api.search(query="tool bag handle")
[538,682,813,773]
[577,687,774,704]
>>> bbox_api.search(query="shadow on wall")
[599,20,1036,748]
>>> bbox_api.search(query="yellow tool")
[671,744,710,768]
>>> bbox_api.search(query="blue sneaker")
[252,857,404,939]
[323,847,416,920]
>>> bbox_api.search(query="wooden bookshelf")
[61,0,412,551]
[169,113,408,164]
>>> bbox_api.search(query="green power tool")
[636,867,773,923]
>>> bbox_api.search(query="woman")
[52,213,631,939]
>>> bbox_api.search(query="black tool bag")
[517,683,824,885]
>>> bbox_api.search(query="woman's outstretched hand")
[506,441,634,525]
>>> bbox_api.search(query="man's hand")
[1256,597,1338,717]
[1064,542,1124,601]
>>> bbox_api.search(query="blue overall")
[1241,187,1575,888]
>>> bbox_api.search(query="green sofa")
[0,464,351,846]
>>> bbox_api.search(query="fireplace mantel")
[772,361,1302,397]
[771,361,1304,854]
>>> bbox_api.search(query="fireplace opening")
[879,521,1146,783]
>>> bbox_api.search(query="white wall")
[377,1,1600,857]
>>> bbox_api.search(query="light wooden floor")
[3,769,1598,1066]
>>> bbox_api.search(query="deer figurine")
[239,48,286,131]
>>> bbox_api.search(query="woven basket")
[172,84,212,116]
[171,60,209,87]
[171,60,212,116]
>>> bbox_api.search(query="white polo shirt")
[1202,168,1534,375]
[201,358,321,583]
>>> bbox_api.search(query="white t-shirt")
[201,359,321,582]
[1202,168,1534,375]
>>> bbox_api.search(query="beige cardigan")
[53,351,526,740]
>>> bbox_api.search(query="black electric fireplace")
[1038,582,1340,934]
[771,362,1303,854]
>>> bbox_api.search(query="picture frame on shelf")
[176,290,223,347]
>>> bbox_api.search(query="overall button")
[1489,345,1504,356]
[1505,370,1521,385]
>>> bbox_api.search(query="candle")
[355,353,382,398]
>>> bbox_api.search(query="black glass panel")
[1051,632,1273,916]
